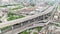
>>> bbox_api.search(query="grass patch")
[0,26,12,31]
[35,26,43,32]
[0,21,2,23]
[58,5,60,10]
[10,5,24,10]
[7,12,25,21]
[0,16,2,18]
[19,26,43,34]
[20,30,30,34]
[33,32,37,34]
[0,6,7,8]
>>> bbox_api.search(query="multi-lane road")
[1,5,57,34]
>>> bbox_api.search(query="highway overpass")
[0,5,57,34]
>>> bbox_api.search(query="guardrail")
[0,6,55,28]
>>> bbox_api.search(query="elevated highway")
[0,5,57,34]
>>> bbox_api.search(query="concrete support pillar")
[33,19,35,22]
[33,18,36,25]
[28,20,30,24]
[43,15,45,20]
[21,23,23,27]
[0,29,2,34]
[37,17,39,21]
[11,26,14,34]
